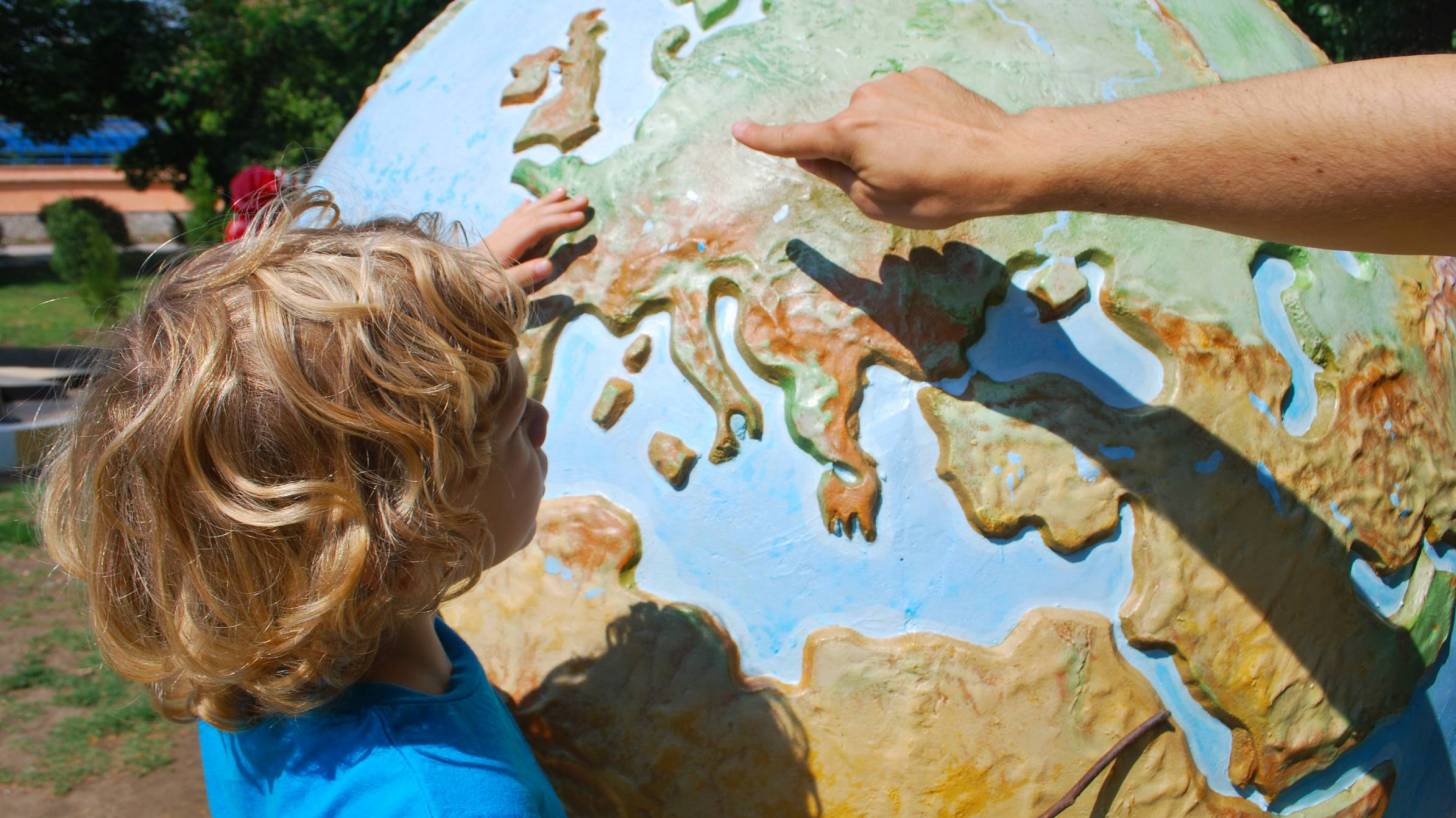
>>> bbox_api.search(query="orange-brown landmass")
[590,377,633,429]
[1027,259,1089,322]
[501,46,563,107]
[444,496,1394,817]
[514,179,1017,539]
[514,10,606,152]
[648,431,697,488]
[918,296,1456,796]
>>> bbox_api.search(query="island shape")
[514,9,606,153]
[1026,258,1089,321]
[622,333,652,373]
[511,0,1289,542]
[590,377,634,429]
[500,46,563,106]
[648,431,697,488]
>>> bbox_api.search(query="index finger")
[732,119,849,162]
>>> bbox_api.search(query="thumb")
[796,158,859,196]
[503,258,554,291]
[733,119,849,162]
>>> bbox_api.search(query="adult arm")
[732,57,1456,255]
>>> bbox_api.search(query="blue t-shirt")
[199,619,567,818]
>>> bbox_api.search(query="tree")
[3,0,1448,236]
[1276,1,1456,62]
[42,198,123,323]
[118,1,451,211]
[3,1,450,234]
[0,0,183,143]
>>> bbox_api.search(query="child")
[39,187,589,817]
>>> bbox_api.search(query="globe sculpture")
[315,1,1456,814]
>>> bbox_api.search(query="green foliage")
[183,154,227,247]
[41,198,123,322]
[1276,1,1456,61]
[0,481,37,556]
[39,196,131,246]
[0,1,182,143]
[123,0,454,202]
[4,1,451,243]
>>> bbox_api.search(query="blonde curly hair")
[40,190,527,729]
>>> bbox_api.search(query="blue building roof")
[0,117,148,165]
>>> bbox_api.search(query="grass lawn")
[0,277,157,348]
[0,477,190,794]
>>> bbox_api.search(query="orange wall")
[0,165,188,215]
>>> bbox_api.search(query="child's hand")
[481,188,589,290]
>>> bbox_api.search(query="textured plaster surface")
[1028,259,1090,322]
[321,0,1456,812]
[446,497,1394,817]
[622,334,653,372]
[648,431,697,488]
[505,2,1456,790]
[514,10,607,152]
[501,46,564,106]
[919,301,1456,795]
[591,376,634,428]
[508,0,1340,542]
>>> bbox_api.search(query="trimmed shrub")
[40,197,131,247]
[182,155,227,247]
[42,198,122,322]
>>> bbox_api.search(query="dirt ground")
[3,732,207,818]
[0,477,209,816]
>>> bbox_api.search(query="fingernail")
[533,259,553,275]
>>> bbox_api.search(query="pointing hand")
[733,68,1033,229]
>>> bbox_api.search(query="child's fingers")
[518,211,587,240]
[503,258,555,290]
[530,211,587,238]
[543,195,589,214]
[526,195,587,217]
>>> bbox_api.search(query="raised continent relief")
[501,46,564,106]
[918,301,1456,795]
[621,333,652,373]
[514,9,607,152]
[590,376,634,429]
[444,496,1395,817]
[512,0,1254,541]
[324,0,1456,811]
[509,0,1456,786]
[651,24,690,80]
[648,431,697,488]
[1027,258,1090,322]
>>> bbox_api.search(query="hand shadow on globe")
[789,237,1455,806]
[510,602,822,818]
